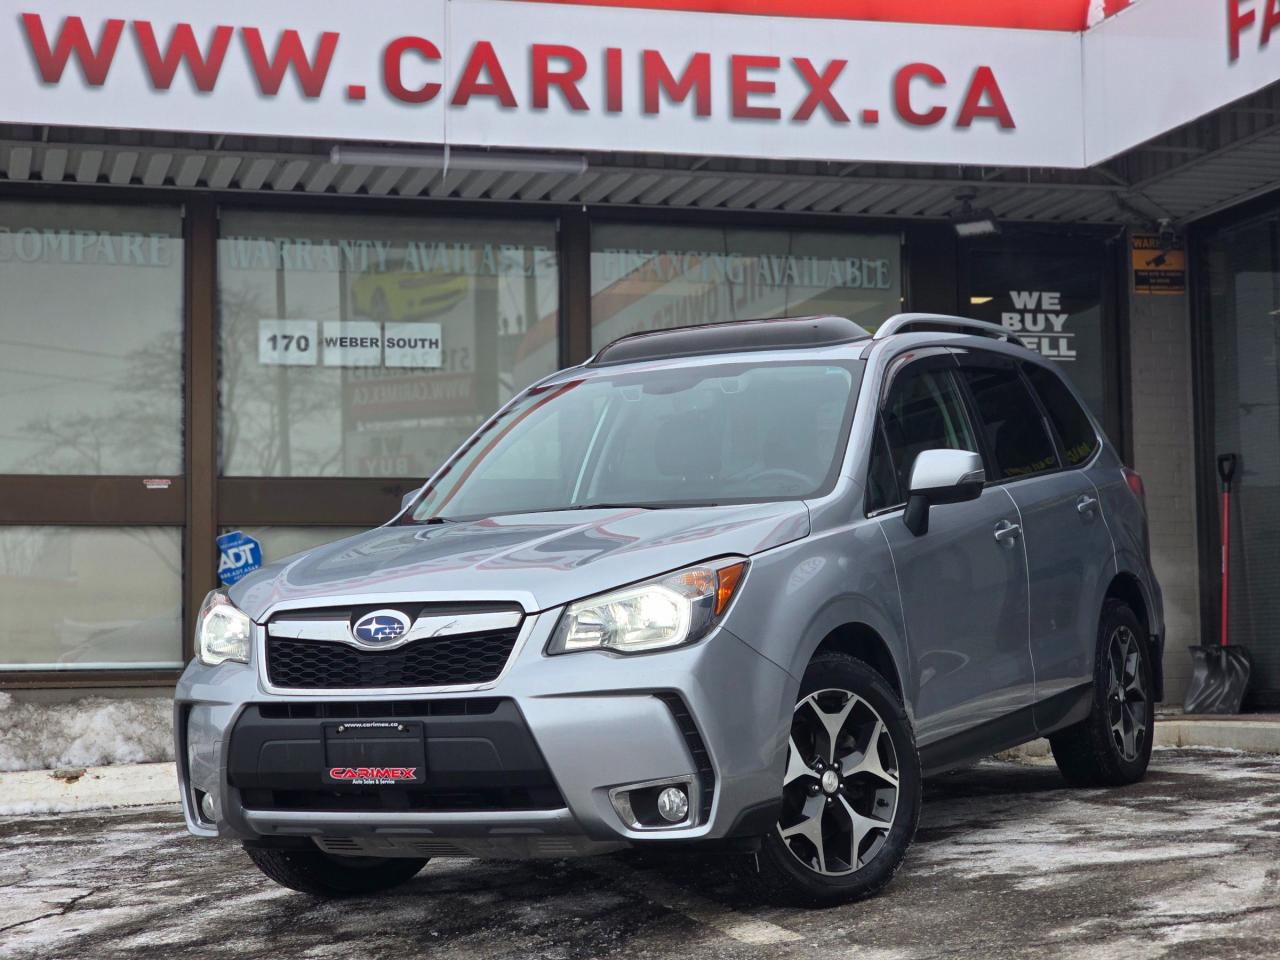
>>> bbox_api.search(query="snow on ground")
[4,751,1280,960]
[0,692,173,772]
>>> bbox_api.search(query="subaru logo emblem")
[351,609,411,645]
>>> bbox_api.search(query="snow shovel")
[1184,453,1252,714]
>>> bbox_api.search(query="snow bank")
[0,692,174,772]
[0,761,178,815]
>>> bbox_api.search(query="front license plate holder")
[322,720,426,786]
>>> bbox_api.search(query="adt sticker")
[216,531,262,586]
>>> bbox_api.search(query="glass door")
[1200,213,1280,701]
[960,233,1122,444]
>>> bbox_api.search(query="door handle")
[993,520,1021,545]
[1077,495,1098,516]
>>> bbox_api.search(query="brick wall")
[1126,251,1201,703]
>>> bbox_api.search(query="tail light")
[1122,467,1145,510]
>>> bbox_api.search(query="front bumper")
[176,609,794,856]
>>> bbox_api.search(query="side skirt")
[919,684,1093,777]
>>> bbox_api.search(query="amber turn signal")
[714,561,746,616]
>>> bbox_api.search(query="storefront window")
[0,202,184,475]
[0,527,183,670]
[1203,214,1280,696]
[963,239,1109,421]
[217,211,559,478]
[590,223,901,350]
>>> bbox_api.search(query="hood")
[230,501,811,621]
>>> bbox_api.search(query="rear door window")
[958,362,1059,480]
[1023,363,1100,466]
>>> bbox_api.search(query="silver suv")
[176,313,1162,905]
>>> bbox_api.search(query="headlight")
[547,558,747,655]
[196,591,252,666]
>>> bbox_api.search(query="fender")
[722,518,911,718]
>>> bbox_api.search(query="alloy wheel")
[1106,625,1148,762]
[777,689,900,877]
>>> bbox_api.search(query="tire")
[243,845,428,897]
[751,652,921,907]
[1050,600,1154,787]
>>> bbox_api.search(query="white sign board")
[385,322,443,368]
[1,1,1277,170]
[258,319,317,366]
[1083,0,1280,164]
[0,0,1080,167]
[321,321,383,367]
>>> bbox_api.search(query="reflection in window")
[219,526,356,568]
[590,223,901,350]
[217,211,559,478]
[0,202,184,475]
[0,527,183,670]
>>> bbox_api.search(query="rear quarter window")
[1023,363,1100,467]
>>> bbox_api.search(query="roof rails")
[588,315,872,366]
[874,313,1022,344]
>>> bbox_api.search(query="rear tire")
[1050,600,1154,787]
[751,652,921,907]
[244,845,428,897]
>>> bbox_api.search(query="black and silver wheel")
[754,652,920,906]
[1050,599,1154,787]
[243,844,428,898]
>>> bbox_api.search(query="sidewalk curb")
[0,762,179,816]
[999,717,1280,760]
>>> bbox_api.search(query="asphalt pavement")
[2,748,1278,960]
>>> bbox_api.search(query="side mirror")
[903,450,985,537]
[400,489,420,512]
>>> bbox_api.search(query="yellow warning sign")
[1131,233,1185,295]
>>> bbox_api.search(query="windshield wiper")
[566,503,658,511]
[567,501,720,510]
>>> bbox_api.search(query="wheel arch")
[813,622,905,703]
[1104,571,1163,701]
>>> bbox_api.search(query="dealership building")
[2,0,1280,706]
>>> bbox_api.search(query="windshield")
[407,359,863,521]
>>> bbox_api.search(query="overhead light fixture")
[952,192,1000,238]
[329,145,588,176]
[969,296,994,305]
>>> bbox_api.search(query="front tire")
[244,845,428,897]
[752,652,921,906]
[1049,600,1154,787]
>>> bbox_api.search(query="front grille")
[266,631,519,690]
[256,699,502,720]
[239,784,564,812]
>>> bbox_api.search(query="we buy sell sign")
[0,0,1274,168]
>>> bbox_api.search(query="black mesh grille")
[656,693,715,823]
[266,631,519,690]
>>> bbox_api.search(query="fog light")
[198,791,216,823]
[657,786,689,823]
